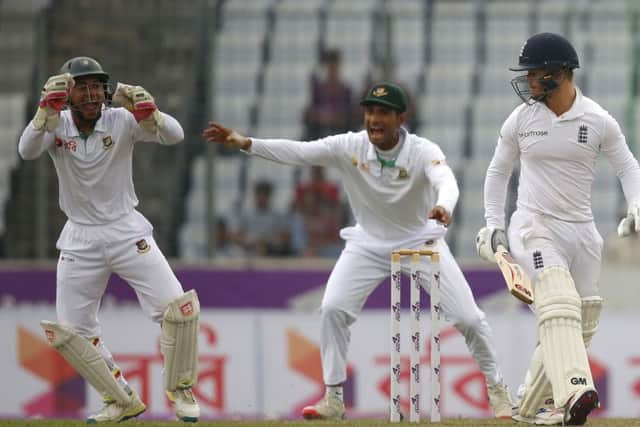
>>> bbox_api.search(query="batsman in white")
[204,82,515,420]
[18,56,201,423]
[476,33,640,426]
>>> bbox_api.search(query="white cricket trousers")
[55,211,184,339]
[320,238,504,387]
[507,209,603,297]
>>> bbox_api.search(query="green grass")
[0,419,639,427]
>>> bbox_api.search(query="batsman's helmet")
[510,33,578,104]
[510,32,579,72]
[59,56,109,82]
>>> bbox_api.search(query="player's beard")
[70,101,103,129]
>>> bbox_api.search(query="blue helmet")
[510,33,579,104]
[510,32,579,72]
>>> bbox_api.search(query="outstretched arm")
[202,121,252,151]
[203,121,339,167]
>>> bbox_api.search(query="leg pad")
[40,321,131,404]
[161,289,200,390]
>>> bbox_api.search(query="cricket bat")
[494,245,534,304]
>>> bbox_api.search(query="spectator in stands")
[290,165,344,257]
[18,56,200,423]
[476,33,640,426]
[303,49,353,140]
[204,81,515,421]
[234,179,294,256]
[214,217,243,257]
[192,216,243,258]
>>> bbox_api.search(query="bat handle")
[495,244,508,253]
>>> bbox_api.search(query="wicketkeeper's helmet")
[59,56,110,82]
[59,56,111,111]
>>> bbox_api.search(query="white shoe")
[302,395,345,420]
[86,391,146,423]
[488,383,516,418]
[513,408,564,425]
[564,387,599,425]
[168,387,200,422]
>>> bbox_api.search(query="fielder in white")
[18,56,201,423]
[204,82,515,420]
[476,33,640,426]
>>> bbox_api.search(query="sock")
[326,385,343,402]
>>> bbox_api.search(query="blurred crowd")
[211,48,419,259]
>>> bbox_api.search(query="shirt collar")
[394,128,410,168]
[547,86,585,121]
[366,127,409,168]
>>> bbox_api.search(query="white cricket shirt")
[18,107,184,225]
[248,128,459,246]
[485,87,640,228]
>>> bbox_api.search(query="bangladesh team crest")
[135,239,150,254]
[102,136,113,150]
[372,87,388,97]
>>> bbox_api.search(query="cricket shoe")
[512,408,564,425]
[563,387,599,425]
[86,391,146,423]
[168,387,200,422]
[487,383,517,418]
[302,395,345,420]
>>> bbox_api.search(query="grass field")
[0,418,639,426]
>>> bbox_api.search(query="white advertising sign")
[2,305,639,420]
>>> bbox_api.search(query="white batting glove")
[112,83,163,132]
[617,202,640,237]
[476,227,508,263]
[32,73,74,131]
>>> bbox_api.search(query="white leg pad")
[161,289,200,391]
[581,296,603,347]
[518,345,552,417]
[40,320,131,404]
[519,296,602,417]
[535,266,594,408]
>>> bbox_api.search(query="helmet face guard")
[68,80,113,113]
[59,56,112,112]
[510,69,562,105]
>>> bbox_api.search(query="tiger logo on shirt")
[102,136,114,150]
[135,239,150,254]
